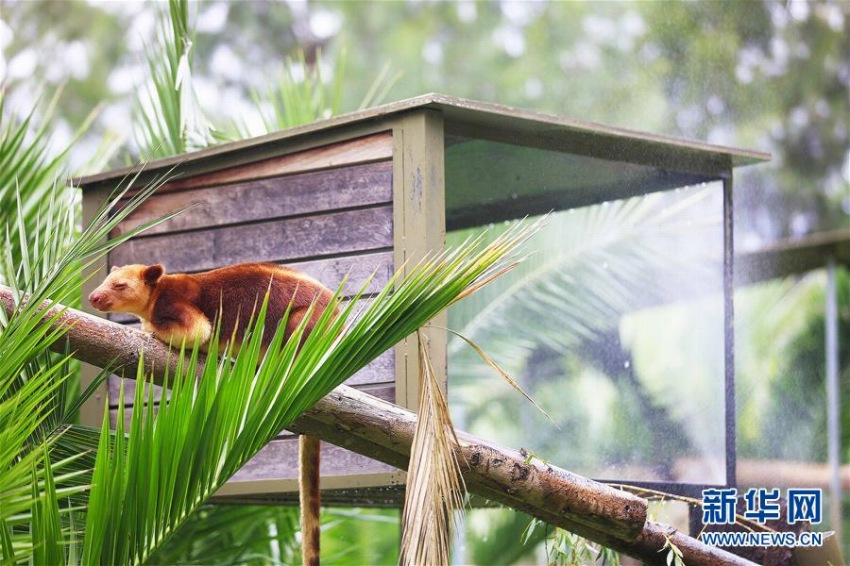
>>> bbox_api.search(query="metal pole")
[723,176,736,488]
[825,258,842,547]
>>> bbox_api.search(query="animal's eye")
[112,282,128,290]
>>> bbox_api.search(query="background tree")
[3,0,846,238]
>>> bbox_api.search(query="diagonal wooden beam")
[0,284,755,565]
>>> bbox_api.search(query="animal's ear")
[110,265,120,272]
[143,263,165,285]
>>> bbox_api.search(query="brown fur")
[88,262,336,352]
[89,261,330,564]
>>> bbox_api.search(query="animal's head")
[88,264,165,315]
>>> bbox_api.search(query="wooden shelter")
[76,93,769,505]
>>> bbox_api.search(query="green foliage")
[148,505,300,565]
[0,160,178,564]
[0,66,198,565]
[521,517,620,566]
[464,509,542,565]
[660,535,685,566]
[448,185,723,479]
[0,89,92,283]
[134,1,399,161]
[0,81,536,562]
[0,86,82,564]
[736,267,850,466]
[321,508,400,565]
[4,1,846,235]
[3,1,846,562]
[135,0,212,158]
[641,0,848,233]
[151,507,403,565]
[218,48,399,141]
[0,164,533,565]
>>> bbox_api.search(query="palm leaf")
[134,0,211,158]
[149,504,300,565]
[399,331,465,565]
[447,185,727,485]
[0,159,182,564]
[221,48,400,140]
[0,87,92,565]
[3,2,401,561]
[448,186,722,359]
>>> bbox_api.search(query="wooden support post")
[299,435,321,566]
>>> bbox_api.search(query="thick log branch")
[0,285,754,566]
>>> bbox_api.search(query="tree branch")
[0,284,754,566]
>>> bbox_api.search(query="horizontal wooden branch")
[289,387,753,566]
[0,284,754,566]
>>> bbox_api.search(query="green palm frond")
[135,0,211,158]
[220,48,400,140]
[400,331,465,566]
[79,222,535,565]
[0,162,181,564]
[149,504,300,565]
[0,88,98,283]
[736,275,825,450]
[258,49,343,130]
[0,89,64,217]
[447,186,726,484]
[137,0,400,155]
[448,186,721,357]
[0,88,98,565]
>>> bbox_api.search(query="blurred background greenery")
[1,1,846,563]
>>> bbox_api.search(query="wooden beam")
[0,285,755,566]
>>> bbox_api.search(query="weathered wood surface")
[113,161,393,237]
[230,428,400,483]
[109,205,394,273]
[0,286,756,565]
[126,132,394,196]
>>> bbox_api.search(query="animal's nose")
[89,291,104,308]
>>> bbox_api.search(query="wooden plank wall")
[103,132,401,487]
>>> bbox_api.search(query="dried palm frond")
[400,331,466,566]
